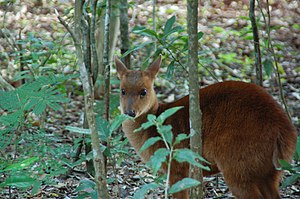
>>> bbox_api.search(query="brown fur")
[115,56,297,199]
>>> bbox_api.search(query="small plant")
[279,135,300,188]
[132,107,210,198]
[0,74,74,196]
[124,16,203,79]
[66,114,132,199]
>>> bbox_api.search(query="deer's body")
[115,56,297,199]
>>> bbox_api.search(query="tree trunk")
[249,0,263,86]
[120,0,130,68]
[73,1,109,198]
[187,0,203,198]
[94,0,120,99]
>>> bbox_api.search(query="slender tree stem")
[187,0,203,198]
[249,0,263,86]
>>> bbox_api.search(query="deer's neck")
[122,99,160,161]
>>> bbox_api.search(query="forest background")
[0,0,299,198]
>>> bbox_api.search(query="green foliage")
[67,114,132,198]
[125,16,203,78]
[279,136,300,188]
[0,72,75,196]
[169,178,200,194]
[0,75,72,130]
[75,179,98,199]
[133,182,161,199]
[133,107,210,198]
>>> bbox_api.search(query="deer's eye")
[140,89,147,97]
[121,89,126,96]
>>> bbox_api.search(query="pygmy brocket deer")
[115,55,297,199]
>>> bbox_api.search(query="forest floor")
[0,0,299,198]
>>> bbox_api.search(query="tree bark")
[249,0,263,86]
[187,0,203,198]
[120,0,130,68]
[59,1,110,197]
[103,0,110,121]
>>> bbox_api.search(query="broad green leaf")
[157,106,183,124]
[278,159,292,170]
[97,117,109,141]
[122,41,154,57]
[75,179,96,192]
[173,149,210,171]
[281,173,300,188]
[174,133,189,146]
[169,178,201,194]
[164,16,176,35]
[132,26,158,38]
[139,137,162,154]
[157,125,173,145]
[263,59,274,77]
[110,114,130,133]
[31,181,41,195]
[0,175,36,188]
[147,148,169,174]
[198,31,204,40]
[134,114,156,132]
[133,182,160,199]
[3,157,39,172]
[162,26,184,40]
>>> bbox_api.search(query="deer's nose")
[125,110,136,117]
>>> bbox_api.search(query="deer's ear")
[147,54,161,78]
[115,56,128,78]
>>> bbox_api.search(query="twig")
[257,0,291,120]
[90,0,99,83]
[55,9,77,44]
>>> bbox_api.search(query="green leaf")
[157,125,173,145]
[174,133,189,146]
[213,26,225,33]
[133,182,160,199]
[198,31,204,40]
[139,137,162,154]
[166,61,175,79]
[173,149,210,171]
[164,16,176,35]
[3,157,39,172]
[75,179,96,192]
[147,148,169,174]
[0,175,36,188]
[157,106,183,124]
[263,59,274,77]
[162,26,184,40]
[110,114,130,133]
[66,126,90,135]
[281,173,300,188]
[278,159,293,170]
[134,114,156,132]
[32,100,47,115]
[169,178,201,194]
[97,117,109,141]
[122,41,154,58]
[132,26,158,38]
[295,136,300,156]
